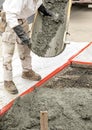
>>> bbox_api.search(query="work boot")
[4,81,18,94]
[22,69,41,81]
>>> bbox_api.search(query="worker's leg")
[17,19,41,80]
[17,43,32,71]
[2,26,18,94]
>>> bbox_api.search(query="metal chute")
[31,0,72,57]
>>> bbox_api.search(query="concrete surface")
[72,43,92,63]
[1,61,92,130]
[69,4,92,42]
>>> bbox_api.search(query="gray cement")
[31,0,69,57]
[0,67,92,130]
[0,0,4,9]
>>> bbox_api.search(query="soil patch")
[0,66,92,130]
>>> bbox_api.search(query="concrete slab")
[0,42,89,110]
[69,5,92,42]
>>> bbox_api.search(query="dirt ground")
[0,66,92,130]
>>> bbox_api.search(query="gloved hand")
[38,4,52,16]
[13,25,31,49]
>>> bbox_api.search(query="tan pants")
[2,19,32,81]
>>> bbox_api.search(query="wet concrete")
[32,0,68,57]
[0,67,92,130]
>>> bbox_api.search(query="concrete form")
[71,42,92,68]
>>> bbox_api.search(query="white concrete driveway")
[69,4,92,42]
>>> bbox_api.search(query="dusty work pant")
[2,19,32,81]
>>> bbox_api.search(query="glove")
[13,25,31,48]
[38,4,52,16]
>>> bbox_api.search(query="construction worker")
[2,0,52,94]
